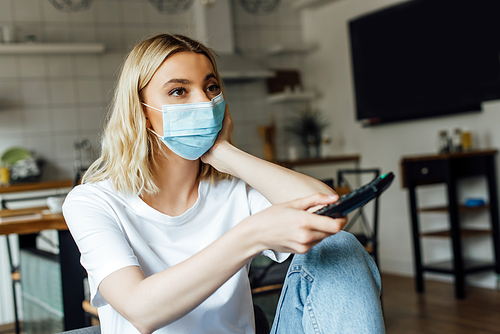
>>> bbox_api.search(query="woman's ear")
[140,98,152,128]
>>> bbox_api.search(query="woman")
[63,34,385,334]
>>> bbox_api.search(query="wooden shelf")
[291,0,342,9]
[274,154,360,168]
[267,43,318,56]
[0,43,105,54]
[220,70,275,80]
[420,229,492,238]
[417,204,490,213]
[267,90,317,103]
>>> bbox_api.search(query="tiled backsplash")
[0,0,305,181]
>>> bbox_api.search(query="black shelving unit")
[401,149,500,299]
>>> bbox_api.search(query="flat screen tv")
[349,0,500,125]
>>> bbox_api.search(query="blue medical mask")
[142,93,226,160]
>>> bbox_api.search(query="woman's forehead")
[154,51,215,83]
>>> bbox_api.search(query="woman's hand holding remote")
[241,193,347,255]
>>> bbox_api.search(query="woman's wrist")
[204,141,241,176]
[233,215,267,257]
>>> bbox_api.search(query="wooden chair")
[82,300,100,327]
[337,168,381,266]
[56,325,101,334]
[80,300,269,334]
[249,256,292,298]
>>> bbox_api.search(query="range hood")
[192,0,274,80]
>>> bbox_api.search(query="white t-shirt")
[62,177,288,334]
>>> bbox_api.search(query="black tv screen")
[349,0,500,125]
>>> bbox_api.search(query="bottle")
[452,128,463,152]
[0,165,9,186]
[461,129,472,151]
[437,130,451,154]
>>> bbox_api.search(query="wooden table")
[0,207,67,235]
[0,180,86,331]
[401,149,500,299]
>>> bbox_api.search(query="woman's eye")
[169,87,186,97]
[206,84,220,93]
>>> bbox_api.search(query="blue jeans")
[270,231,385,334]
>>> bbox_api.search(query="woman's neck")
[141,153,201,216]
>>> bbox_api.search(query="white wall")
[0,0,307,325]
[0,0,307,183]
[301,0,500,288]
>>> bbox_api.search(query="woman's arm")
[98,194,341,334]
[202,106,335,205]
[205,142,334,204]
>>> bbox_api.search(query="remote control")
[314,172,394,218]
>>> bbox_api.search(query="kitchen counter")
[0,179,73,194]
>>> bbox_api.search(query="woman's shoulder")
[67,179,113,198]
[204,177,247,193]
[64,179,132,210]
[202,177,256,204]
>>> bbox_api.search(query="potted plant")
[285,107,328,158]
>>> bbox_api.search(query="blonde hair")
[83,34,232,195]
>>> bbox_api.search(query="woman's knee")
[291,231,382,292]
[300,231,368,263]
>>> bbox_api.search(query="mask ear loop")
[140,101,172,160]
[142,102,162,112]
[149,128,163,138]
[142,102,161,130]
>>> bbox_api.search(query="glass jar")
[437,130,451,154]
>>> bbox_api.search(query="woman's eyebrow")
[162,74,216,86]
[164,78,191,85]
[204,73,216,81]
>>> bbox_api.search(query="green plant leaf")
[1,147,32,165]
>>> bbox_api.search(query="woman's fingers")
[288,193,347,232]
[248,193,348,254]
[306,214,345,234]
[201,104,233,166]
[335,216,348,230]
[218,103,233,142]
[288,193,339,211]
[287,194,348,251]
[277,229,336,254]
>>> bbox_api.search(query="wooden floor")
[1,273,499,333]
[382,274,500,334]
